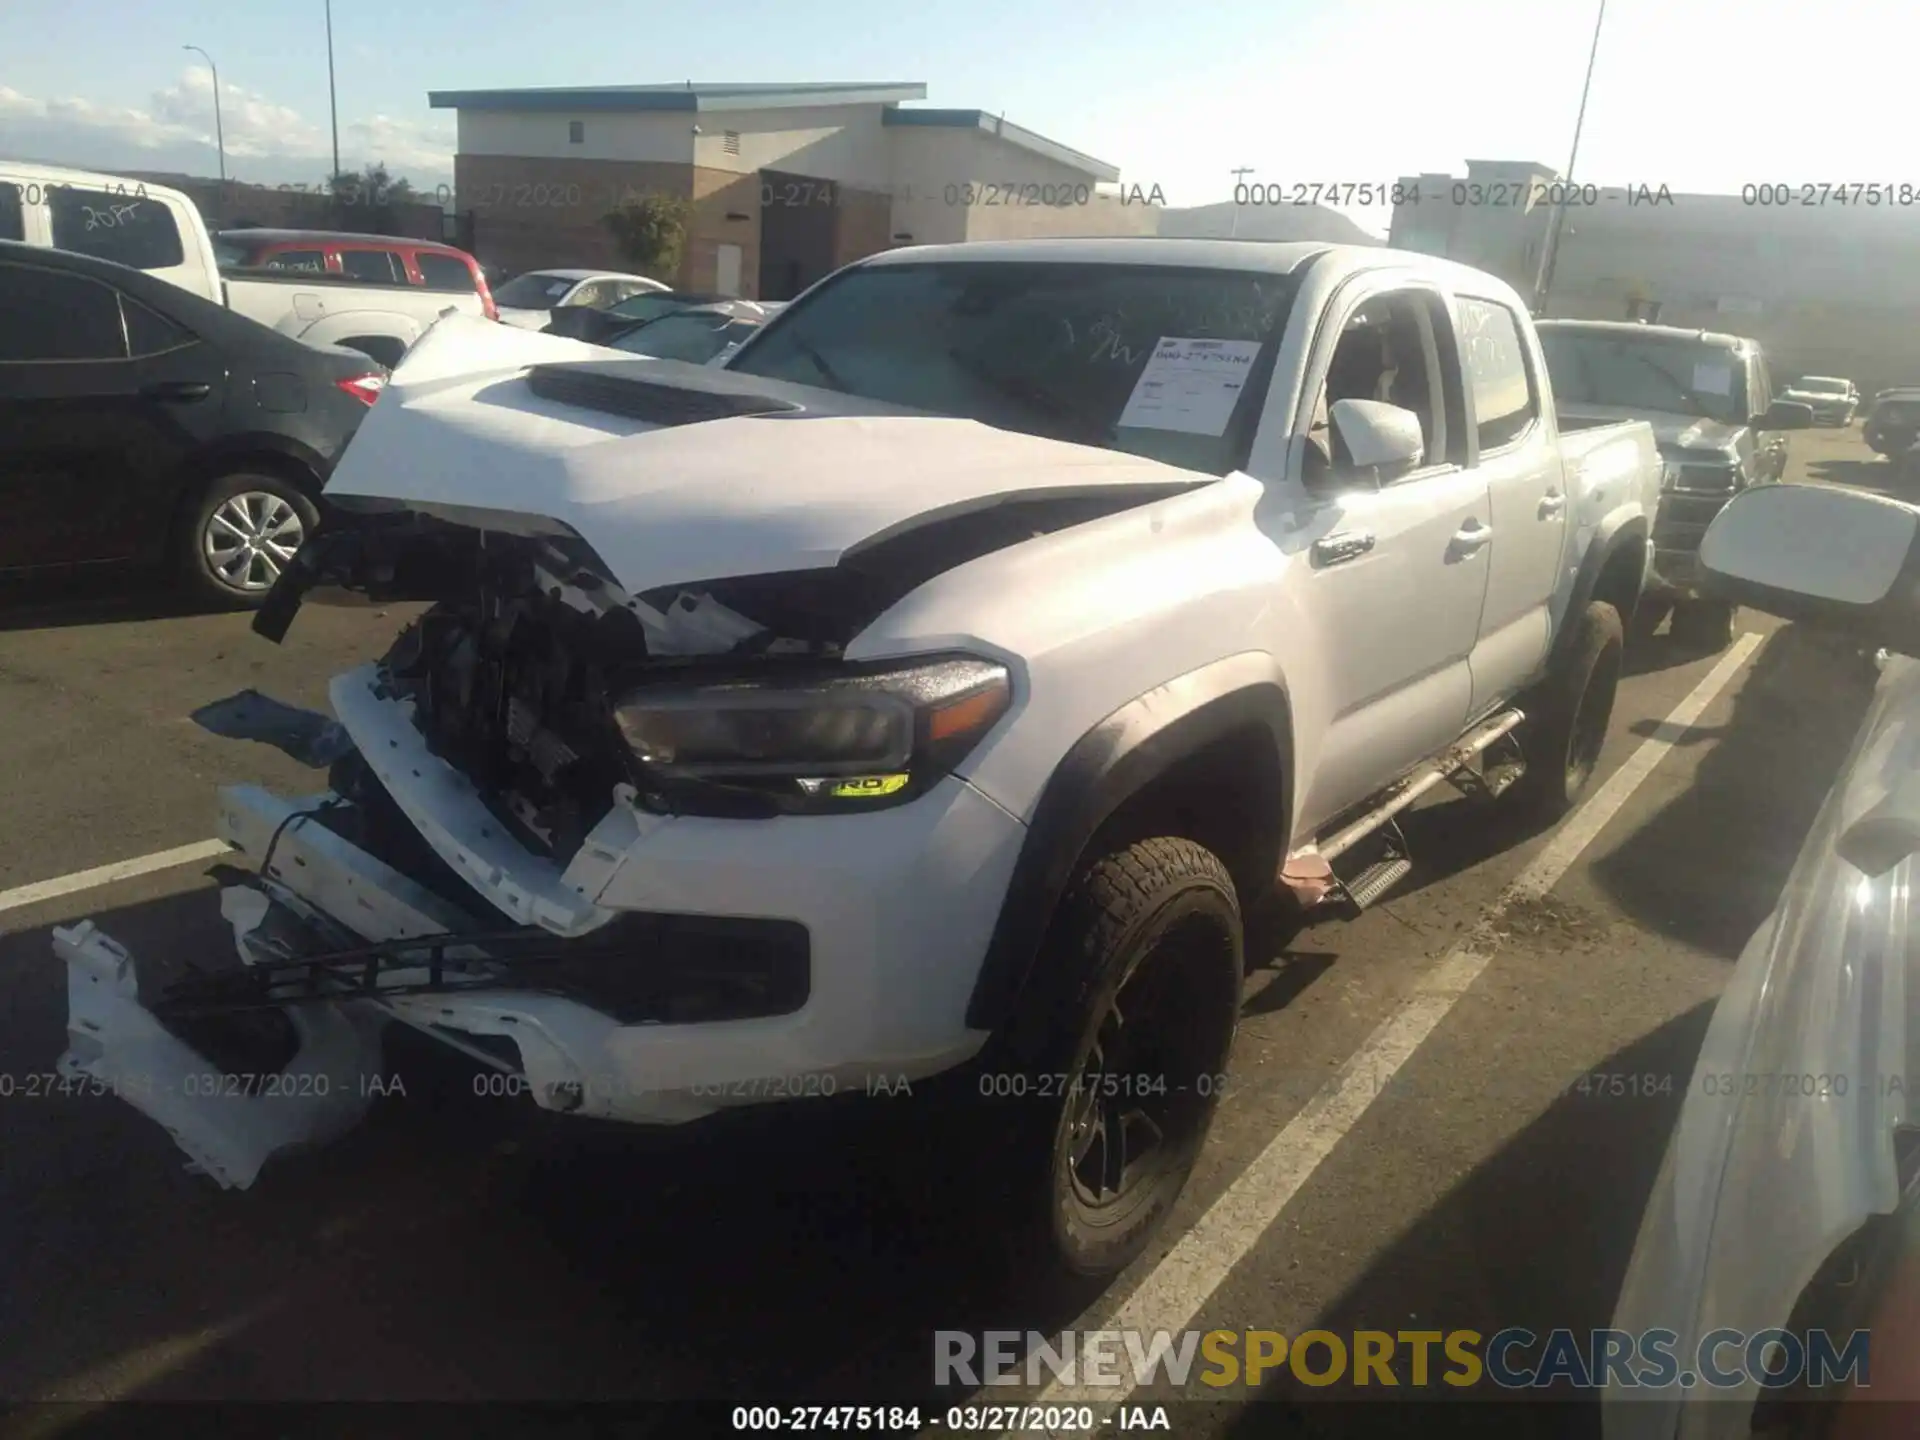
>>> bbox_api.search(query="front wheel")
[1509,600,1624,826]
[980,837,1244,1280]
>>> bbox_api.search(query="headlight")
[612,655,1012,815]
[1659,455,1741,493]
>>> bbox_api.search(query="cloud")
[0,71,453,185]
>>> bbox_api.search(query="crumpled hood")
[324,313,1206,595]
[1556,401,1744,454]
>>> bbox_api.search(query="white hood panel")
[325,314,1206,595]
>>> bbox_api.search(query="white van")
[0,160,223,303]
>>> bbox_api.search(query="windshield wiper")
[788,334,848,393]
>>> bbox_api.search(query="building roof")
[427,81,927,113]
[882,108,1119,182]
[859,236,1333,273]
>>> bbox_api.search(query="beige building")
[1389,159,1920,396]
[429,81,1159,298]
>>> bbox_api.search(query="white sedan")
[491,268,669,329]
[1607,481,1920,1440]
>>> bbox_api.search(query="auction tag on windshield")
[1692,361,1734,395]
[1118,338,1263,436]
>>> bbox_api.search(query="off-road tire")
[180,471,320,610]
[976,836,1243,1280]
[1669,598,1738,654]
[1509,600,1624,826]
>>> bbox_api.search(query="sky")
[0,0,1911,235]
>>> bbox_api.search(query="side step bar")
[1284,707,1526,915]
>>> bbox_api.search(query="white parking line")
[0,839,233,917]
[1025,630,1766,1417]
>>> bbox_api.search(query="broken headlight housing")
[612,654,1012,816]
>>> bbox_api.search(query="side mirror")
[1330,399,1425,477]
[1754,400,1815,431]
[1700,483,1920,655]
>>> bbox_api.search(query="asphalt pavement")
[0,424,1896,1438]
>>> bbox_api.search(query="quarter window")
[415,252,476,290]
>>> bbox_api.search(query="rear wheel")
[1670,598,1738,653]
[977,836,1243,1279]
[1509,600,1624,826]
[181,472,319,609]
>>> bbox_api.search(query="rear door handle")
[1451,519,1493,554]
[1539,491,1567,518]
[1312,530,1376,567]
[141,381,212,402]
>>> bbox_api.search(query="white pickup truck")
[55,239,1661,1278]
[0,161,491,366]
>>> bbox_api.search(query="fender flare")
[1552,511,1651,669]
[964,652,1294,1032]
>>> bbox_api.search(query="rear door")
[1456,293,1565,715]
[0,260,227,569]
[1277,279,1494,833]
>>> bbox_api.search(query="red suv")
[213,229,498,320]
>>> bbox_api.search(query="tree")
[603,192,690,283]
[327,163,416,232]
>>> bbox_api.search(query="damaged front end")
[54,507,1020,1187]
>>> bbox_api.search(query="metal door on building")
[757,169,837,301]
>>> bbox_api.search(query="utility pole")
[182,45,226,225]
[325,0,341,185]
[1533,0,1608,315]
[1229,166,1255,238]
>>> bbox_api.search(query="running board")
[1281,708,1526,913]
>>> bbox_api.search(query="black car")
[0,239,387,606]
[541,289,730,344]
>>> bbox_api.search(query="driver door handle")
[1451,519,1493,555]
[141,381,212,402]
[1539,491,1567,518]
[1312,531,1375,567]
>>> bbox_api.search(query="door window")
[340,248,403,283]
[565,279,613,308]
[0,264,128,361]
[1304,288,1462,485]
[1456,297,1538,451]
[47,188,185,270]
[0,183,23,242]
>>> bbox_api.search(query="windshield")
[1539,329,1751,426]
[609,312,754,364]
[493,273,577,308]
[727,261,1298,476]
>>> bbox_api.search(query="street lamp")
[1532,0,1609,314]
[181,45,226,222]
[1229,166,1255,238]
[324,0,341,184]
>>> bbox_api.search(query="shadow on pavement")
[1219,1005,1717,1440]
[1807,455,1902,496]
[0,572,220,632]
[1583,623,1876,961]
[0,887,1101,1415]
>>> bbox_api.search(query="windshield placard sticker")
[1692,362,1734,396]
[1118,338,1263,436]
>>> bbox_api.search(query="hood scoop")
[526,362,804,427]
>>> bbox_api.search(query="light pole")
[1229,166,1255,238]
[1532,0,1608,314]
[182,45,226,223]
[324,0,341,186]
